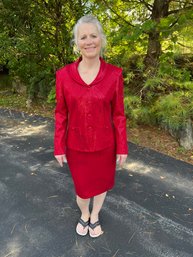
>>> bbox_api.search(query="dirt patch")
[128,124,193,165]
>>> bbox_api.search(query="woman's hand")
[55,154,67,167]
[116,154,127,167]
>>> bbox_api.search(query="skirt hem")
[75,184,114,199]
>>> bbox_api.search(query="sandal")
[89,221,104,238]
[76,218,89,236]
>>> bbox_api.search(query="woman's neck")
[79,56,100,70]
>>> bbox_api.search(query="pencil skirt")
[66,146,116,199]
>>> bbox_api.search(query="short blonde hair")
[72,15,106,55]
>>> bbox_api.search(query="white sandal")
[89,221,104,238]
[76,218,89,236]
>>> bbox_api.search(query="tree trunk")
[144,0,170,69]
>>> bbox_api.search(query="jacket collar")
[69,57,107,87]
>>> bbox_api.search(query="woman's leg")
[76,195,90,234]
[89,191,107,236]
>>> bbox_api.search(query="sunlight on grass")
[0,94,26,109]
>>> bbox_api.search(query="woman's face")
[77,23,102,59]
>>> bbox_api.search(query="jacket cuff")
[54,147,66,156]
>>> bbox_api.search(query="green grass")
[0,92,27,109]
[0,90,55,118]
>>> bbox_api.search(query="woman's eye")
[79,34,97,40]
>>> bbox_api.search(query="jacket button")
[87,113,91,117]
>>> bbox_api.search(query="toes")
[89,226,103,237]
[76,223,89,236]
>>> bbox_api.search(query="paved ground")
[0,108,193,257]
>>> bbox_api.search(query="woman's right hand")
[55,154,67,167]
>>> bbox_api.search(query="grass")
[0,93,26,109]
[0,90,55,118]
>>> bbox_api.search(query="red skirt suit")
[54,57,128,199]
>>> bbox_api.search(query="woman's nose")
[85,36,92,45]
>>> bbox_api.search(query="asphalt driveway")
[0,108,193,257]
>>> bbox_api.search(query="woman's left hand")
[116,154,128,167]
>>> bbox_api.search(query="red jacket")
[54,57,128,155]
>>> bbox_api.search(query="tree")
[92,0,193,142]
[0,0,91,99]
[94,0,193,68]
[144,0,193,69]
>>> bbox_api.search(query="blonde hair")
[72,15,106,55]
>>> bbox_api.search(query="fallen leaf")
[30,172,37,176]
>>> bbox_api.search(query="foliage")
[0,0,193,132]
[0,0,89,99]
[47,87,56,104]
[124,52,193,129]
[153,91,193,130]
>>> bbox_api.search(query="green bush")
[152,91,193,130]
[47,87,56,104]
[124,53,193,130]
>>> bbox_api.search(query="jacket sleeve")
[112,71,128,154]
[54,70,68,155]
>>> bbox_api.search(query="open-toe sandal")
[89,221,104,238]
[76,218,89,236]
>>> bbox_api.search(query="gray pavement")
[0,108,193,257]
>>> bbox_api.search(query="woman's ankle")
[90,213,99,223]
[81,212,90,221]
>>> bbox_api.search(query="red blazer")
[54,57,128,155]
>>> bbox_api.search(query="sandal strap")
[79,218,89,228]
[89,221,100,230]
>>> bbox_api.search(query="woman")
[54,15,128,238]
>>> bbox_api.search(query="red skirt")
[66,146,116,199]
